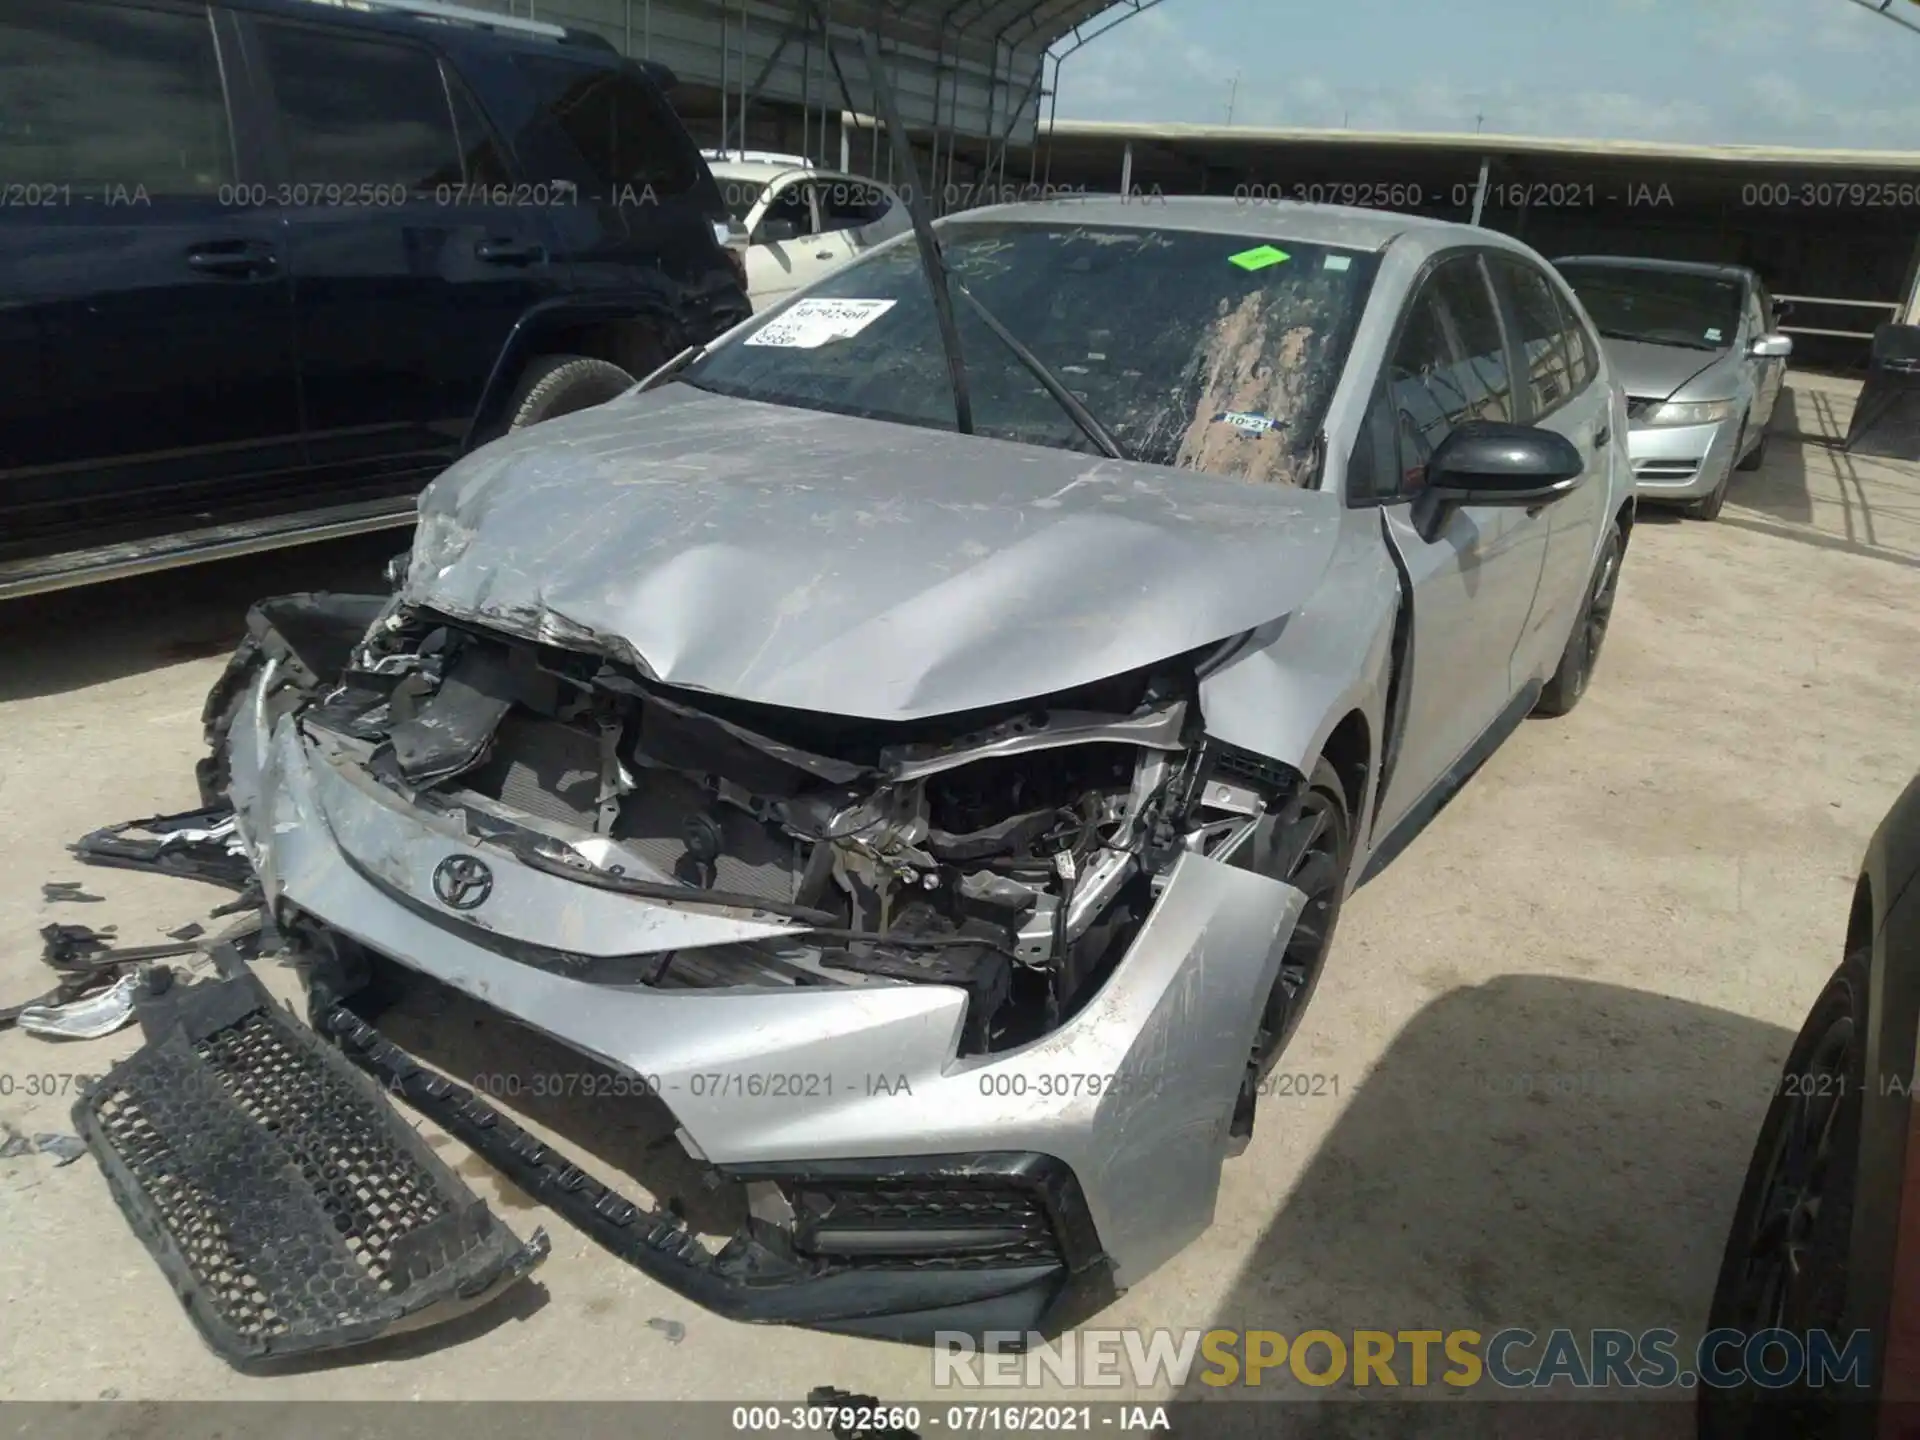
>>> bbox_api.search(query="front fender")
[1196,512,1398,827]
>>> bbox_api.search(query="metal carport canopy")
[481,0,1157,143]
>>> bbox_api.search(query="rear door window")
[1495,255,1576,417]
[0,0,232,194]
[256,23,462,189]
[512,56,700,200]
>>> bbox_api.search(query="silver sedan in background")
[1555,256,1793,520]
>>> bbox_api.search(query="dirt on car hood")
[404,384,1344,720]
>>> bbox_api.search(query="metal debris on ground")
[166,922,206,942]
[17,969,146,1041]
[3,925,198,1037]
[0,1131,89,1166]
[70,806,252,890]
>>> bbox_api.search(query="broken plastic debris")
[646,1316,686,1343]
[36,1133,88,1165]
[1227,244,1291,271]
[42,882,105,904]
[17,970,141,1041]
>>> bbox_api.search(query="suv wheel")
[1737,418,1768,472]
[505,354,635,432]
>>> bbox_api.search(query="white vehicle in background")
[708,158,910,309]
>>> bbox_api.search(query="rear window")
[513,56,700,200]
[681,223,1381,487]
[0,0,232,194]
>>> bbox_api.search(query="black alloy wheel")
[1229,756,1353,1150]
[1700,947,1868,1440]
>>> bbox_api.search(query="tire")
[1532,517,1624,718]
[504,354,635,433]
[1737,418,1768,472]
[1228,755,1355,1152]
[1688,459,1732,522]
[1699,947,1868,1440]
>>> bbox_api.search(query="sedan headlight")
[1638,398,1738,428]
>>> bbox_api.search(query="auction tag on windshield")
[745,298,896,349]
[1228,244,1291,271]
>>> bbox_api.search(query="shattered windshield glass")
[677,222,1381,486]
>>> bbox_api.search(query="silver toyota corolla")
[206,199,1635,1341]
[1554,256,1793,520]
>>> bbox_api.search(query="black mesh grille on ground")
[73,975,546,1366]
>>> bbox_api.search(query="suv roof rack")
[298,0,585,45]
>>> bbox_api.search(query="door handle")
[475,238,546,265]
[1593,424,1611,448]
[184,241,277,278]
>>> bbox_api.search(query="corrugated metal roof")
[460,0,1150,142]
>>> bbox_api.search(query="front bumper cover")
[227,669,1307,1334]
[1627,415,1742,499]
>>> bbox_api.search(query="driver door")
[1361,253,1554,843]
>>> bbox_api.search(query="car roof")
[226,0,634,65]
[707,160,816,185]
[1555,254,1757,284]
[939,195,1545,260]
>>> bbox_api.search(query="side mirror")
[1411,421,1586,542]
[1750,333,1793,359]
[757,217,798,244]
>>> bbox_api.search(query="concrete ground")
[2,372,1918,1416]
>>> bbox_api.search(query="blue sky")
[1058,0,1920,149]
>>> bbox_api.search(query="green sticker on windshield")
[1228,244,1291,271]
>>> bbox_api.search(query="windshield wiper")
[1597,326,1720,352]
[858,30,972,436]
[949,279,1128,461]
[854,31,1123,462]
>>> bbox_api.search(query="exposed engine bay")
[282,602,1298,1056]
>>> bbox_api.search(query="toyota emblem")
[432,854,494,911]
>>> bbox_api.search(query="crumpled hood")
[1602,337,1732,400]
[405,384,1342,720]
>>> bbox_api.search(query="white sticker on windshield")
[1323,254,1352,272]
[1705,327,1723,342]
[745,298,896,349]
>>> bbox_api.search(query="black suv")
[0,0,751,598]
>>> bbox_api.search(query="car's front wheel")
[1532,517,1624,718]
[1228,754,1354,1152]
[1699,946,1868,1440]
